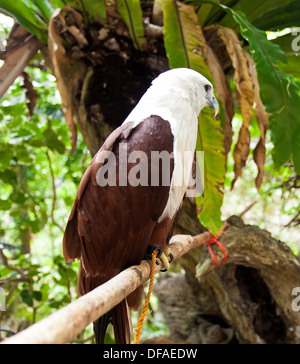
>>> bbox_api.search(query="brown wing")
[62,121,134,263]
[63,116,174,288]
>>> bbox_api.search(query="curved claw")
[159,253,170,272]
[144,246,173,272]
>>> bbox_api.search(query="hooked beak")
[205,96,219,117]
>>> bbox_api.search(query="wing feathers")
[63,116,176,344]
[63,116,174,281]
[112,300,131,344]
[63,203,80,262]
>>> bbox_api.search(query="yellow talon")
[159,252,170,271]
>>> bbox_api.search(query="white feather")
[123,68,215,222]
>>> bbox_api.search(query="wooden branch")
[1,232,211,344]
[237,201,258,218]
[0,31,40,99]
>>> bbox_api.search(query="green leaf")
[269,78,300,173]
[194,0,238,27]
[81,0,106,22]
[116,0,147,50]
[0,0,48,42]
[162,0,213,79]
[43,127,66,154]
[162,0,189,69]
[51,0,65,8]
[185,0,299,30]
[0,199,12,211]
[253,1,300,30]
[0,150,13,171]
[188,0,299,29]
[32,0,54,21]
[32,291,42,302]
[197,110,225,235]
[20,289,33,307]
[161,1,225,233]
[272,34,300,82]
[220,0,299,29]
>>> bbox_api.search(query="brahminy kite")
[63,68,219,344]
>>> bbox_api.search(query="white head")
[124,68,218,129]
[150,68,219,116]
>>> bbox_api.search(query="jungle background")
[0,0,299,344]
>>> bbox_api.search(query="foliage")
[216,0,300,174]
[116,0,147,50]
[1,0,299,233]
[0,64,91,340]
[0,0,299,343]
[0,0,49,42]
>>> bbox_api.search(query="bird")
[62,68,219,344]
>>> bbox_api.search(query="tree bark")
[0,25,40,99]
[47,6,168,156]
[152,216,300,344]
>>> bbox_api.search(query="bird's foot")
[144,246,173,272]
[144,245,163,261]
[160,248,174,272]
[159,252,170,272]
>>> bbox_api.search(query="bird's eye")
[204,84,212,93]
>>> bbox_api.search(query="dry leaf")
[48,8,87,154]
[67,26,88,48]
[206,44,234,156]
[246,52,269,189]
[216,26,255,188]
[22,72,37,117]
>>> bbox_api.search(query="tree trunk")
[151,216,300,344]
[47,6,168,156]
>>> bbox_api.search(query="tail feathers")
[94,310,113,344]
[94,300,132,344]
[112,300,132,344]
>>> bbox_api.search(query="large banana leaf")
[116,0,147,50]
[161,0,226,234]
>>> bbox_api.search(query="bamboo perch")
[2,231,211,344]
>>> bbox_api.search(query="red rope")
[206,222,228,267]
[206,235,227,267]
